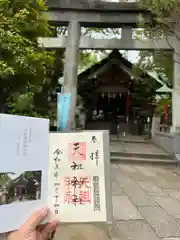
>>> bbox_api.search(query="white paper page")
[48,131,112,223]
[0,114,49,233]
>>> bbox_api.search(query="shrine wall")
[98,64,129,85]
[151,116,174,155]
[152,131,180,165]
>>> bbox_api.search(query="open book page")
[0,114,49,233]
[48,131,112,223]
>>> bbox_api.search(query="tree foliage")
[138,0,179,81]
[0,172,16,185]
[139,0,180,37]
[0,0,55,114]
[136,50,173,85]
[136,0,178,119]
[78,51,100,72]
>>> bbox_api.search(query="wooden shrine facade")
[78,50,162,134]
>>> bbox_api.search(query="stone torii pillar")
[62,21,81,130]
[172,25,180,133]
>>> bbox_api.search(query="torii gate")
[39,0,180,132]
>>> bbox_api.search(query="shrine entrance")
[78,51,157,135]
[89,92,128,135]
[96,93,126,117]
[40,0,180,133]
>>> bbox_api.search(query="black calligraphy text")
[93,176,100,211]
[70,161,83,171]
[53,148,62,215]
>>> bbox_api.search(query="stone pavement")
[110,164,180,240]
[54,164,180,240]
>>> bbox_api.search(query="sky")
[122,50,139,63]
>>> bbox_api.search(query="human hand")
[7,207,59,240]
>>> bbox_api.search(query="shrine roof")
[78,50,132,79]
[12,177,28,186]
[78,50,165,86]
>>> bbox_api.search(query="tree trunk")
[0,88,5,113]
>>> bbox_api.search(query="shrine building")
[78,50,164,135]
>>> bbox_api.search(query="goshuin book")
[0,114,112,234]
[48,132,112,223]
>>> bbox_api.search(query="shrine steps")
[111,139,151,144]
[110,151,176,166]
[110,135,152,144]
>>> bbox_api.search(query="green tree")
[139,0,180,38]
[138,0,180,66]
[136,50,173,85]
[0,172,15,186]
[134,0,177,118]
[134,49,173,119]
[137,0,179,85]
[0,0,55,113]
[78,51,100,72]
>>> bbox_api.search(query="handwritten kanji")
[91,136,99,143]
[70,161,83,171]
[68,142,86,161]
[95,150,99,166]
[53,148,62,163]
[53,149,62,155]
